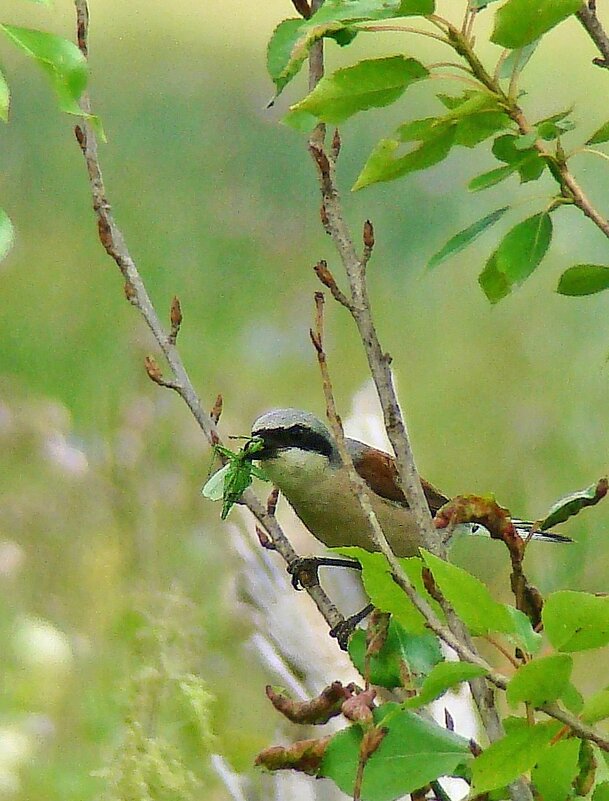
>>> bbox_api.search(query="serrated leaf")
[266,18,306,94]
[427,207,509,270]
[540,478,608,528]
[0,24,88,114]
[543,591,609,652]
[293,56,428,124]
[268,0,403,96]
[557,264,609,296]
[0,67,9,122]
[531,739,581,801]
[491,0,582,49]
[471,719,561,794]
[354,123,455,190]
[420,550,515,636]
[404,661,488,709]
[587,121,609,145]
[506,654,572,708]
[0,208,15,263]
[320,704,471,801]
[348,618,442,689]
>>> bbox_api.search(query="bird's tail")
[460,521,573,543]
[511,519,573,543]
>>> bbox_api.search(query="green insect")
[201,437,269,519]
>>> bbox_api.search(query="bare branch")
[72,0,346,638]
[577,3,609,69]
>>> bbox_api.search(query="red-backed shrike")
[250,408,570,556]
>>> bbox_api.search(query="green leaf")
[266,18,306,95]
[479,251,511,303]
[320,704,472,801]
[581,687,609,725]
[398,0,435,13]
[492,134,546,182]
[0,67,9,122]
[0,208,15,263]
[557,265,609,296]
[420,550,515,636]
[267,0,403,95]
[353,123,456,190]
[336,548,443,634]
[540,479,608,527]
[535,107,575,140]
[469,164,517,192]
[587,121,609,145]
[0,25,88,114]
[506,654,573,708]
[543,590,609,652]
[437,90,511,147]
[471,719,561,794]
[282,106,319,132]
[594,783,609,801]
[504,606,542,654]
[560,681,584,714]
[349,618,442,689]
[489,212,553,285]
[491,0,582,49]
[498,41,540,79]
[404,661,488,709]
[427,207,509,270]
[531,739,581,801]
[293,56,428,124]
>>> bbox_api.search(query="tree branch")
[72,0,345,637]
[577,3,609,69]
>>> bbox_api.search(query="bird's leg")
[287,556,362,590]
[329,603,375,650]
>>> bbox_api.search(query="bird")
[249,408,571,557]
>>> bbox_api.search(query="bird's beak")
[245,434,271,462]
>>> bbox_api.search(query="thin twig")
[72,0,346,637]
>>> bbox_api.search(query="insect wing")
[201,464,231,501]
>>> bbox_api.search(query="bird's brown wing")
[353,445,449,515]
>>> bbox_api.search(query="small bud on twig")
[313,260,352,309]
[124,279,137,304]
[266,486,279,517]
[144,355,178,390]
[169,295,182,344]
[331,128,341,159]
[363,219,375,250]
[256,525,276,550]
[210,393,223,424]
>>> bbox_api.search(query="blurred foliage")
[1,0,609,798]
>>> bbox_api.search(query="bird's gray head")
[250,408,338,462]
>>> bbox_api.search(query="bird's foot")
[287,556,362,590]
[329,604,375,650]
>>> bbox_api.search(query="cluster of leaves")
[256,542,609,801]
[267,0,609,301]
[0,0,99,267]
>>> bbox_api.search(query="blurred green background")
[1,0,609,798]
